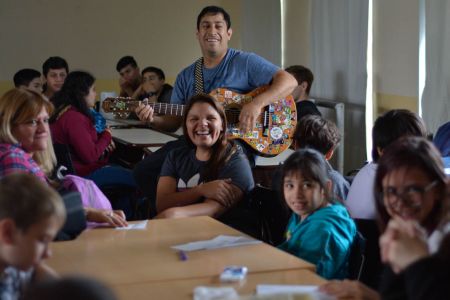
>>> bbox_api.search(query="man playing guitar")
[133,5,296,207]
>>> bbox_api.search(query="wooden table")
[113,269,326,300]
[47,217,318,298]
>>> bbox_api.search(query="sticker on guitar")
[102,86,297,156]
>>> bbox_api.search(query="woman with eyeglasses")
[0,88,127,228]
[320,136,449,300]
[374,137,449,299]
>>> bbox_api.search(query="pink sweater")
[50,107,112,176]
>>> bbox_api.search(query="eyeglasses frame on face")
[382,180,439,211]
[17,117,50,127]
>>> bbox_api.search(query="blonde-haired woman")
[0,88,127,227]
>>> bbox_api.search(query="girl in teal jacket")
[278,149,356,279]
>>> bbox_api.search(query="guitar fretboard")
[149,102,186,116]
[110,99,187,116]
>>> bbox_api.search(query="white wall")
[0,0,242,81]
[374,0,419,97]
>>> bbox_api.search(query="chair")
[353,218,383,288]
[250,184,289,246]
[55,191,87,241]
[52,143,143,220]
[53,143,76,176]
[348,231,366,280]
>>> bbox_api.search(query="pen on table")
[178,250,188,261]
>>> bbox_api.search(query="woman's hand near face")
[379,217,429,273]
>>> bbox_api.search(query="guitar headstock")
[102,97,140,113]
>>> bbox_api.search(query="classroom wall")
[282,0,420,115]
[373,0,419,114]
[283,0,311,68]
[0,0,242,95]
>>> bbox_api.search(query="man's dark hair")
[141,66,165,80]
[42,56,69,77]
[13,69,41,87]
[197,6,231,30]
[294,115,341,154]
[371,109,427,162]
[285,65,314,95]
[116,56,138,72]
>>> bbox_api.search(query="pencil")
[178,250,188,261]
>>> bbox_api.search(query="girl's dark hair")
[374,136,447,232]
[182,94,235,182]
[280,148,334,206]
[371,109,427,162]
[50,71,95,123]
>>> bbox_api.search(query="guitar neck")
[103,98,186,116]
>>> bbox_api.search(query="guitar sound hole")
[226,108,240,125]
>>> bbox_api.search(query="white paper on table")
[115,220,148,230]
[171,235,261,252]
[193,286,238,300]
[257,285,336,300]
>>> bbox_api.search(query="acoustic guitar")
[102,86,297,156]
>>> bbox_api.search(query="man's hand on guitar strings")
[238,101,262,133]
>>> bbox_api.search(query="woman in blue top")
[278,149,356,279]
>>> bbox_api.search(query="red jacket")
[51,106,111,176]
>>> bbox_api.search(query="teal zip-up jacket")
[278,204,356,279]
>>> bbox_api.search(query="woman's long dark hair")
[182,94,235,182]
[50,71,95,123]
[374,136,447,233]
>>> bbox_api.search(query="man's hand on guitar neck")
[135,102,182,132]
[136,102,155,124]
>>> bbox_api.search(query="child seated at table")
[277,149,356,279]
[49,71,136,190]
[155,94,254,230]
[293,115,349,201]
[0,173,66,300]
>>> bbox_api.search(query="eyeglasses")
[20,118,50,127]
[382,180,438,211]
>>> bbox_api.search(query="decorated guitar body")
[102,86,297,156]
[211,86,296,156]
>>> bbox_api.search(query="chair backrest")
[53,143,76,176]
[55,191,87,241]
[353,218,383,288]
[348,231,366,280]
[250,184,289,246]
